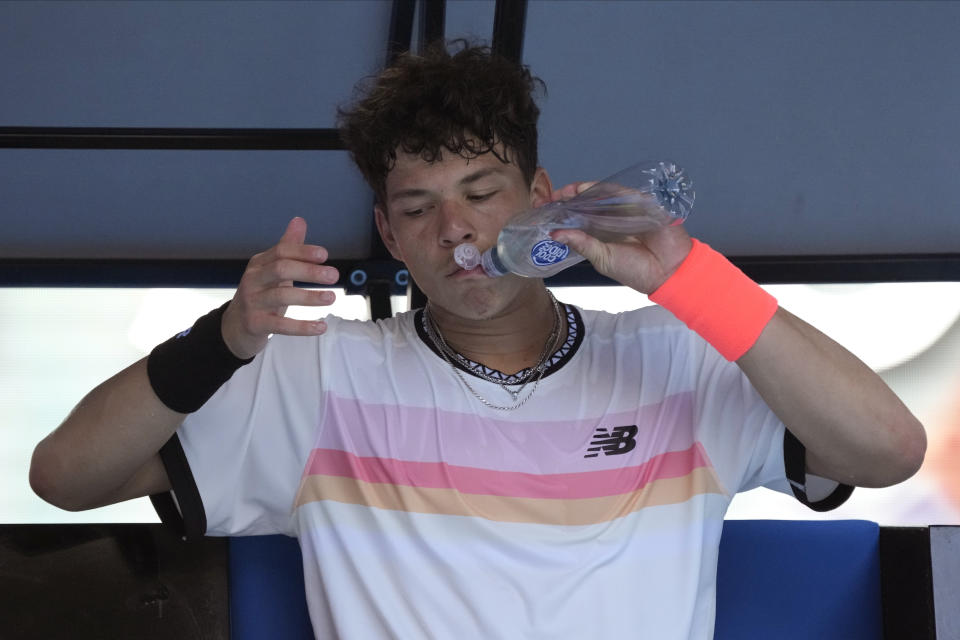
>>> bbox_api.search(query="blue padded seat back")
[229,535,313,640]
[230,520,881,639]
[715,519,881,640]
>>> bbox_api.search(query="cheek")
[391,226,432,263]
[500,194,533,221]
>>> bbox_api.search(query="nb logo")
[584,425,638,458]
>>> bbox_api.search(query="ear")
[374,204,405,262]
[529,167,554,208]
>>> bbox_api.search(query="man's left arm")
[549,181,926,489]
[736,305,925,487]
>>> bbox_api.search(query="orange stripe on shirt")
[294,466,725,526]
[300,444,713,500]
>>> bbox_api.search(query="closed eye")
[402,204,433,217]
[467,191,498,203]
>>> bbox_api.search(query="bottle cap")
[646,161,694,221]
[453,243,481,270]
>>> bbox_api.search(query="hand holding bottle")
[550,208,692,295]
[454,161,694,288]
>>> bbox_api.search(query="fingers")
[246,257,339,290]
[223,282,337,358]
[279,216,308,247]
[222,218,340,358]
[551,229,608,266]
[247,218,337,288]
[551,181,598,202]
[264,316,329,338]
[235,295,335,338]
[551,224,693,295]
[258,285,337,309]
[250,219,329,269]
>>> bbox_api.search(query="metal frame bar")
[2,254,958,288]
[419,0,446,50]
[386,0,417,66]
[0,258,403,289]
[492,0,528,62]
[879,527,937,640]
[362,0,421,318]
[0,126,343,151]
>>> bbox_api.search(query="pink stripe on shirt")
[303,443,711,500]
[316,391,696,474]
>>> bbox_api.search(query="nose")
[437,200,477,247]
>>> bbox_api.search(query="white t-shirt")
[156,304,847,639]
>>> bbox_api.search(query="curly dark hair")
[337,40,546,205]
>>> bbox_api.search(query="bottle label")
[530,240,570,266]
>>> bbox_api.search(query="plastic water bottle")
[453,160,694,278]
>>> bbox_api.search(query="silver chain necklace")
[422,292,563,411]
[436,310,559,388]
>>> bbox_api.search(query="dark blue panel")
[229,521,883,639]
[229,535,313,640]
[716,519,881,639]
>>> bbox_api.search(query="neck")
[426,287,563,375]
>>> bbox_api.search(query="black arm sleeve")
[784,429,855,512]
[149,434,207,541]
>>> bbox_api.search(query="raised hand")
[548,181,693,294]
[221,217,340,359]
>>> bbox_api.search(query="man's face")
[375,149,552,320]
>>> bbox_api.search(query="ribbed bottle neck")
[480,245,508,277]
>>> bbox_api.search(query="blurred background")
[3,282,959,525]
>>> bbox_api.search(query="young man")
[32,43,925,638]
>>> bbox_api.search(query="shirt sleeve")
[150,331,325,539]
[687,331,853,511]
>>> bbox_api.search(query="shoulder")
[258,312,415,362]
[574,303,719,371]
[324,310,416,343]
[310,311,421,365]
[575,303,688,339]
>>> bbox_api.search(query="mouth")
[444,260,461,277]
[446,244,492,278]
[448,264,487,279]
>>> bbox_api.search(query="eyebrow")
[388,167,506,203]
[459,167,504,186]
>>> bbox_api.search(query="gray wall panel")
[445,0,497,46]
[2,0,959,260]
[0,0,391,127]
[526,1,960,256]
[0,149,372,259]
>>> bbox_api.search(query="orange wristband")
[649,239,778,361]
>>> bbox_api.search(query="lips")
[449,265,487,279]
[446,258,476,277]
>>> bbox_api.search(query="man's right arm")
[30,217,338,512]
[30,358,180,511]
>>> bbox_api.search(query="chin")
[428,286,501,320]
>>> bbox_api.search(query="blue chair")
[229,520,882,639]
[715,519,881,639]
[229,534,313,640]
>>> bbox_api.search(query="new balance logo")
[584,425,638,458]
